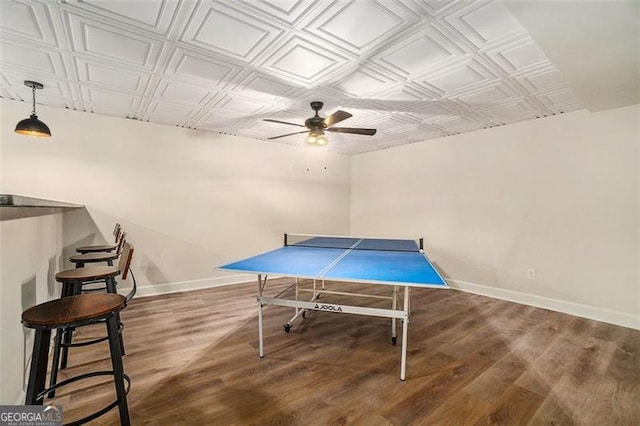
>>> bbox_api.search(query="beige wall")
[0,98,351,403]
[1,98,351,288]
[351,105,639,327]
[0,213,64,404]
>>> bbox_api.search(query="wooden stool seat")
[69,251,120,267]
[22,293,130,425]
[75,227,125,254]
[22,293,125,328]
[75,243,117,254]
[56,265,121,283]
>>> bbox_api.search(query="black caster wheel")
[284,324,291,333]
[302,311,306,319]
[392,336,397,346]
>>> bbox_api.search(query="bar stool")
[60,238,130,297]
[69,233,126,268]
[56,242,134,298]
[75,224,123,254]
[22,293,131,425]
[69,251,120,268]
[50,243,135,396]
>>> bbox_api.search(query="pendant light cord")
[31,84,37,116]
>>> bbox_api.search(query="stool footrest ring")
[57,318,123,350]
[62,335,110,348]
[82,286,108,293]
[35,370,131,426]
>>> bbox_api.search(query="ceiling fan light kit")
[306,129,328,145]
[265,101,376,147]
[15,80,52,138]
[306,135,328,145]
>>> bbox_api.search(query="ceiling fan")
[263,101,376,145]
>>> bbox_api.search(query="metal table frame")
[256,275,412,380]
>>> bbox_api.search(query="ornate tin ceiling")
[0,0,584,154]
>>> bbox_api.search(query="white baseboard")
[448,279,639,330]
[118,273,255,298]
[120,275,639,330]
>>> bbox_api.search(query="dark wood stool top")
[56,265,121,282]
[76,232,127,254]
[69,252,119,264]
[22,293,126,328]
[75,243,117,253]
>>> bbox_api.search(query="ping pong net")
[284,233,423,252]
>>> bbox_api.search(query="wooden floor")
[48,280,639,425]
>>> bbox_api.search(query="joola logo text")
[314,303,343,312]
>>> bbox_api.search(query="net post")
[284,233,288,246]
[419,238,423,251]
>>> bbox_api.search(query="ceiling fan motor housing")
[305,117,325,134]
[306,101,325,134]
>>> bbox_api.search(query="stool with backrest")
[50,243,136,396]
[69,232,126,268]
[75,223,122,254]
[22,293,130,425]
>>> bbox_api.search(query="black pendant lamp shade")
[15,81,51,138]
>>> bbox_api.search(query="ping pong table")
[219,233,449,380]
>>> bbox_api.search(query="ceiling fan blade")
[263,119,306,127]
[267,130,309,140]
[326,127,377,136]
[323,110,352,128]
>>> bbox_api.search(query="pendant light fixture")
[15,80,51,138]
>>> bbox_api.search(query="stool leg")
[26,329,51,405]
[60,282,82,369]
[51,281,74,393]
[60,327,73,369]
[60,281,73,298]
[105,276,117,294]
[106,276,126,355]
[118,318,126,356]
[106,315,130,426]
[48,329,64,398]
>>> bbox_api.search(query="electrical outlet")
[527,269,536,280]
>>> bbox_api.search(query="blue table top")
[220,237,448,288]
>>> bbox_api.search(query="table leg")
[391,285,398,344]
[400,286,409,381]
[257,275,264,358]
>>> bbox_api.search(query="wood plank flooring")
[46,280,640,425]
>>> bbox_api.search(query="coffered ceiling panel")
[76,59,147,92]
[165,47,242,86]
[65,13,164,68]
[0,0,598,155]
[0,40,64,75]
[0,0,58,46]
[308,0,416,54]
[445,0,523,48]
[238,0,317,26]
[180,1,283,62]
[64,0,181,35]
